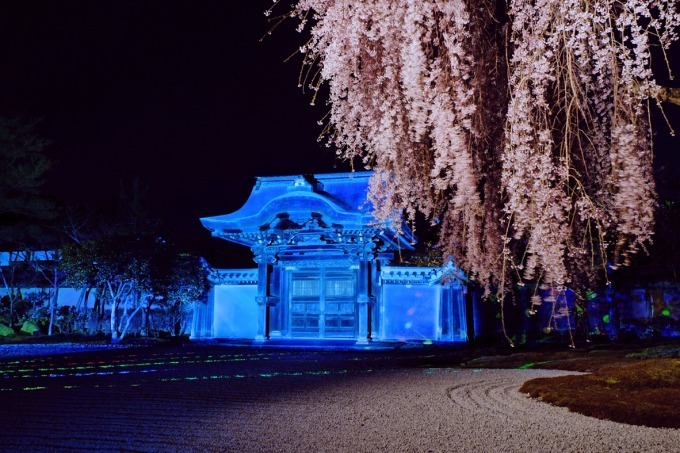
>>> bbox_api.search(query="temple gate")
[191,171,469,346]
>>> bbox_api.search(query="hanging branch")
[275,0,679,305]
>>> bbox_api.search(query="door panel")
[289,270,356,338]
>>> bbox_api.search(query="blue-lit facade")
[191,172,469,345]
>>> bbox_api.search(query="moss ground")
[461,340,680,429]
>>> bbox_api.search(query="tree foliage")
[271,1,679,303]
[57,177,209,341]
[60,236,208,341]
[150,252,209,336]
[0,117,56,247]
[61,236,155,342]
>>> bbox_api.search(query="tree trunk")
[47,284,59,336]
[1,270,17,327]
[140,298,152,337]
[118,304,143,342]
[110,300,119,343]
[75,287,90,333]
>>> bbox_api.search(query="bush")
[20,320,40,335]
[0,323,14,337]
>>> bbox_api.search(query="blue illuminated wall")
[586,284,680,339]
[381,284,441,341]
[195,265,469,344]
[213,285,258,339]
[378,266,468,343]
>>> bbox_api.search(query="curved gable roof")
[200,171,414,249]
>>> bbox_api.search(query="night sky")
[0,1,349,265]
[1,1,679,268]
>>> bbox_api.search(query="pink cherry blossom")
[277,0,678,304]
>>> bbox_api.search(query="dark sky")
[0,0,348,265]
[1,1,679,267]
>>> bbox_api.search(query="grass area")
[463,341,680,429]
[519,359,680,428]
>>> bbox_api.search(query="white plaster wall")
[213,285,258,339]
[379,284,441,341]
[0,287,101,307]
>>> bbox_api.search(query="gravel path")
[214,368,680,453]
[0,345,678,452]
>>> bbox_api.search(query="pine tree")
[0,117,55,248]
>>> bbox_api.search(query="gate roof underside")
[200,171,414,250]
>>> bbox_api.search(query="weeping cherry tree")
[267,0,680,341]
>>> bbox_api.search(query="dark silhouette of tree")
[0,117,56,248]
[150,250,209,336]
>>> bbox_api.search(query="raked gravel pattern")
[213,368,680,453]
[0,346,677,452]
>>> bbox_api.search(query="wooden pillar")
[268,266,282,336]
[370,259,379,337]
[356,242,375,345]
[255,257,269,342]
